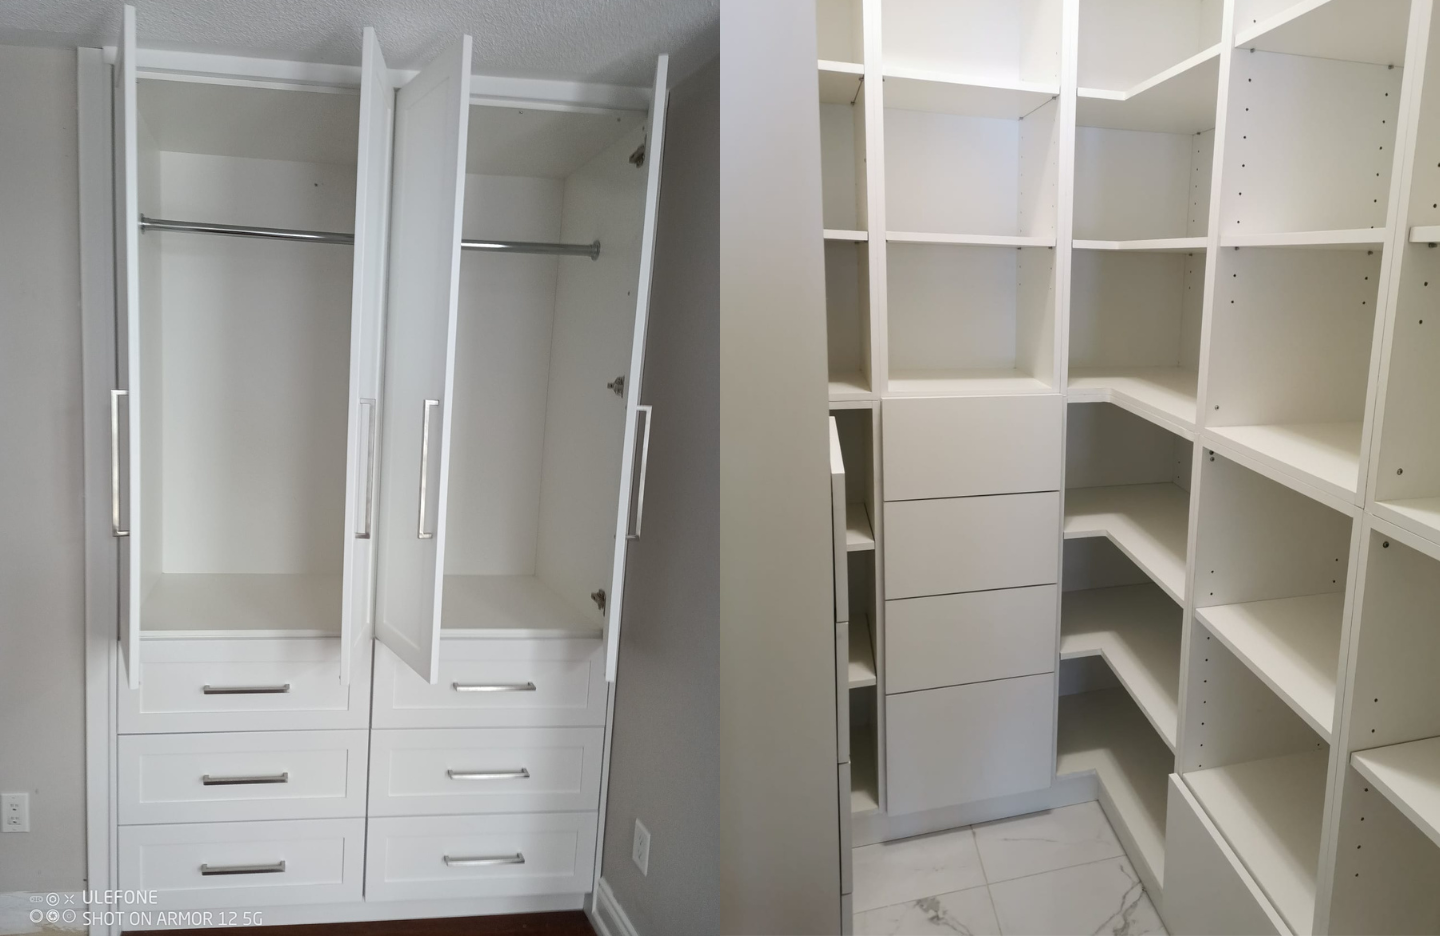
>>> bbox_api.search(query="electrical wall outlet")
[631,819,651,876]
[2,793,29,833]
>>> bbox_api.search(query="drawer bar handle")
[202,772,290,786]
[202,684,291,695]
[447,768,530,781]
[451,681,536,693]
[444,853,525,867]
[200,861,286,876]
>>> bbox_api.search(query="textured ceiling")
[0,0,718,87]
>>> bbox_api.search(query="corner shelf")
[1234,0,1411,68]
[1068,367,1198,439]
[1064,483,1190,604]
[882,67,1058,120]
[845,501,875,552]
[1073,237,1207,253]
[1060,584,1181,750]
[1077,44,1222,135]
[1207,422,1363,504]
[1219,228,1387,250]
[1195,593,1344,741]
[1352,738,1440,850]
[819,60,864,105]
[848,614,876,689]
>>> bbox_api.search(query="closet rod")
[139,215,601,259]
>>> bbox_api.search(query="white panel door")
[606,55,671,682]
[114,4,141,689]
[373,36,472,684]
[338,27,394,684]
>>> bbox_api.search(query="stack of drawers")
[881,396,1064,816]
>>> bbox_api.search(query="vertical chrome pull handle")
[626,405,653,541]
[111,389,129,537]
[417,398,439,539]
[356,398,377,539]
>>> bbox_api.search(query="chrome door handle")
[626,404,653,540]
[451,681,536,693]
[202,772,289,786]
[443,853,525,867]
[111,389,129,537]
[200,861,286,876]
[202,684,291,695]
[418,399,439,539]
[447,768,530,781]
[357,398,377,539]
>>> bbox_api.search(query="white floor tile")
[855,885,1001,936]
[988,857,1166,936]
[853,827,987,912]
[973,802,1125,883]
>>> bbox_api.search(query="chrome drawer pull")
[443,853,525,867]
[447,768,530,781]
[202,684,291,695]
[200,861,286,876]
[202,772,289,786]
[451,681,536,693]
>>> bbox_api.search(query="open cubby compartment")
[832,408,877,551]
[440,101,649,637]
[820,67,868,235]
[826,242,873,397]
[883,93,1059,241]
[1061,537,1183,751]
[1068,246,1205,433]
[1063,403,1192,604]
[1079,0,1222,92]
[851,686,880,814]
[1180,616,1333,936]
[1221,45,1402,241]
[134,77,361,638]
[885,243,1057,393]
[1057,656,1173,895]
[881,0,1062,87]
[817,0,866,66]
[1074,124,1213,241]
[847,552,878,690]
[1206,245,1383,501]
[1192,451,1355,741]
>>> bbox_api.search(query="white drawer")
[365,813,598,901]
[886,674,1055,815]
[884,493,1060,600]
[369,727,604,816]
[373,639,606,729]
[1163,775,1287,935]
[118,818,364,910]
[118,730,368,825]
[883,395,1063,500]
[118,638,370,734]
[886,585,1057,693]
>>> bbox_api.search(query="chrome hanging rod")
[139,215,600,259]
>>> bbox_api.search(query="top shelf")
[1234,0,1411,67]
[1077,44,1221,135]
[883,68,1058,120]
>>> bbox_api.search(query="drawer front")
[118,638,369,734]
[117,818,364,910]
[886,674,1054,815]
[884,493,1060,600]
[1163,776,1287,935]
[886,585,1058,693]
[373,639,606,729]
[369,727,604,816]
[883,395,1063,500]
[119,730,368,825]
[365,813,598,901]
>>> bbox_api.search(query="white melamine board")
[1224,51,1400,235]
[886,585,1058,693]
[881,0,1064,85]
[1209,423,1365,501]
[1220,228,1389,248]
[1196,594,1344,740]
[1063,484,1189,603]
[138,108,164,617]
[464,106,643,180]
[116,4,141,686]
[141,573,342,635]
[1078,47,1221,135]
[1068,369,1200,436]
[849,614,877,688]
[1057,688,1174,888]
[881,394,1063,500]
[837,623,851,760]
[1352,738,1440,848]
[883,69,1058,120]
[846,502,875,551]
[1077,0,1223,91]
[885,371,1055,395]
[884,492,1061,599]
[1235,0,1412,66]
[1073,237,1208,251]
[821,92,866,230]
[1185,750,1329,936]
[819,63,864,105]
[817,0,865,64]
[1409,223,1440,241]
[825,229,869,241]
[1060,584,1182,749]
[831,418,849,625]
[888,231,1056,247]
[826,241,871,394]
[438,575,602,638]
[1074,128,1212,239]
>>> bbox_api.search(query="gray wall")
[719,2,841,933]
[600,54,720,936]
[0,44,88,893]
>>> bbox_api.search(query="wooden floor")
[133,911,595,936]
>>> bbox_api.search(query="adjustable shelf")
[1234,0,1412,67]
[1073,237,1207,252]
[848,614,876,689]
[1077,44,1221,136]
[824,229,868,242]
[883,68,1057,120]
[1219,228,1388,250]
[1064,485,1189,604]
[1410,224,1440,243]
[1352,739,1440,849]
[845,501,875,552]
[819,61,864,105]
[1207,422,1364,504]
[887,230,1055,248]
[141,573,342,639]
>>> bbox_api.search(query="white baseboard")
[589,878,640,936]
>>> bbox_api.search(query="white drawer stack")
[365,638,608,901]
[881,396,1064,815]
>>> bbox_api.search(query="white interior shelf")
[1061,584,1181,750]
[1073,237,1207,252]
[886,231,1056,248]
[1409,224,1440,243]
[1234,0,1412,67]
[1375,498,1440,546]
[1077,44,1221,135]
[846,501,875,552]
[885,371,1055,396]
[819,60,864,105]
[439,574,603,639]
[1351,738,1440,850]
[1064,484,1190,604]
[1195,593,1344,741]
[1219,229,1388,249]
[1068,367,1199,438]
[1185,750,1329,936]
[882,68,1058,121]
[141,572,342,637]
[1208,422,1363,503]
[848,614,876,689]
[824,229,868,242]
[830,372,870,400]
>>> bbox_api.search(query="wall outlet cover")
[632,819,651,876]
[1,793,29,833]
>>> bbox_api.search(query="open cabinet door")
[605,55,671,682]
[114,4,141,689]
[373,36,472,684]
[338,28,394,684]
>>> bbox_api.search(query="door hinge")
[590,589,607,613]
[607,376,625,397]
[629,143,645,168]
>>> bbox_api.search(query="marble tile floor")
[852,801,1167,936]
